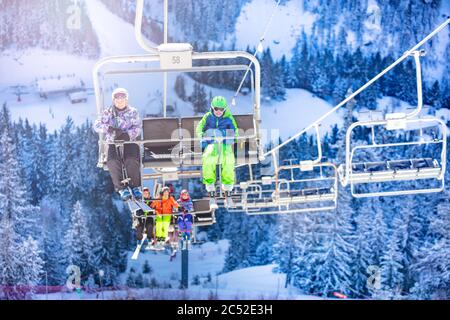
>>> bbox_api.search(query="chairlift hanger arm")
[135,0,159,53]
[406,50,424,119]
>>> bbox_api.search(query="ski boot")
[182,238,191,251]
[156,238,165,251]
[224,191,235,208]
[118,188,132,201]
[145,239,156,251]
[170,243,178,259]
[132,216,139,229]
[208,191,218,210]
[131,187,142,200]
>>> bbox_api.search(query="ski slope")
[234,0,317,60]
[84,0,151,57]
[34,240,321,300]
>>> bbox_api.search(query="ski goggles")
[212,107,225,112]
[113,92,128,99]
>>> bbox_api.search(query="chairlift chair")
[93,1,263,175]
[338,51,447,198]
[235,125,339,215]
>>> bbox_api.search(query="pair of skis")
[131,234,147,260]
[126,197,152,213]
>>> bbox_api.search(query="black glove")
[178,206,184,213]
[107,126,124,136]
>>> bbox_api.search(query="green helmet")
[211,96,228,109]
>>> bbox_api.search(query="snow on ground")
[122,239,230,286]
[6,90,97,132]
[0,49,95,87]
[34,240,321,300]
[357,96,450,133]
[84,0,151,57]
[1,0,447,138]
[234,0,316,60]
[259,89,344,139]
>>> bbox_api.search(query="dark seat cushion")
[317,187,332,195]
[302,188,319,196]
[142,117,180,141]
[192,199,211,213]
[365,162,388,172]
[411,158,435,169]
[389,160,412,170]
[352,163,366,173]
[193,212,213,223]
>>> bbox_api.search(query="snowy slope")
[34,240,321,300]
[234,0,316,60]
[121,241,319,299]
[84,0,150,57]
[122,239,230,285]
[0,49,94,87]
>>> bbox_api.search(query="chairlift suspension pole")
[163,0,169,118]
[135,0,158,53]
[405,50,424,119]
[263,18,450,159]
[232,0,281,104]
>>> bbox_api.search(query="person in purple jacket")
[177,189,194,245]
[94,88,142,201]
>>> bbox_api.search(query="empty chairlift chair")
[339,50,447,198]
[339,118,446,197]
[142,117,182,168]
[238,125,338,215]
[272,162,338,210]
[191,199,215,226]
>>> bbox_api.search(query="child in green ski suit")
[196,96,238,195]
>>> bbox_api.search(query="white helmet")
[112,87,129,100]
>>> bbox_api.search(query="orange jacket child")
[151,188,180,241]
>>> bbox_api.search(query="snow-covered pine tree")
[190,82,208,114]
[39,197,66,285]
[0,214,43,299]
[57,117,81,202]
[272,213,298,288]
[0,215,26,299]
[351,202,375,298]
[222,212,250,272]
[410,190,450,299]
[64,201,94,278]
[380,217,405,299]
[34,124,51,204]
[308,207,355,297]
[261,48,286,101]
[0,110,39,239]
[16,236,44,297]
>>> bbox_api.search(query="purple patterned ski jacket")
[93,105,141,142]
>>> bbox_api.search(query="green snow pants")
[155,215,171,239]
[202,143,235,186]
